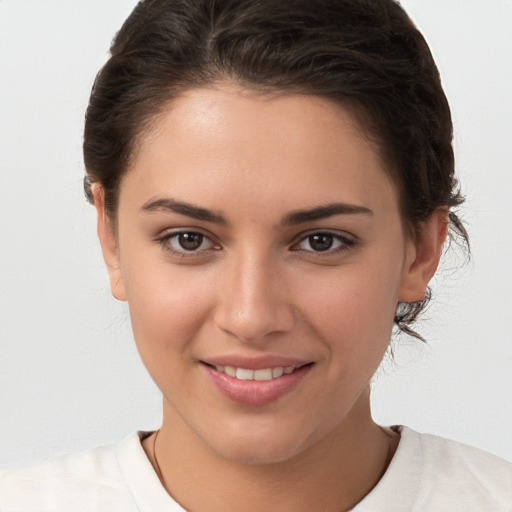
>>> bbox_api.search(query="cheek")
[296,258,402,355]
[121,257,216,370]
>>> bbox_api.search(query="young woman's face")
[98,86,437,464]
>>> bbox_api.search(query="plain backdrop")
[1,0,511,469]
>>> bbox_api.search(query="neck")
[144,389,398,512]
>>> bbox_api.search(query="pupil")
[310,234,333,251]
[178,233,203,250]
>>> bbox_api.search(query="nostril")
[213,300,295,343]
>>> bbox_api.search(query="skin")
[94,85,447,511]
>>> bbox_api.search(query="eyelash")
[155,229,355,258]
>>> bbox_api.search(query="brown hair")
[83,0,468,339]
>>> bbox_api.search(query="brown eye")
[293,231,354,254]
[178,232,204,251]
[159,231,218,254]
[308,234,334,252]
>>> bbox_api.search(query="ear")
[399,210,449,303]
[92,185,127,301]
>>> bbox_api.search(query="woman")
[1,0,511,510]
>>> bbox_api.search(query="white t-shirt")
[1,426,511,511]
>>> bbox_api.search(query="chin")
[217,439,304,466]
[202,420,317,466]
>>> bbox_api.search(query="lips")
[201,358,313,406]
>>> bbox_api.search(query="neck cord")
[152,429,165,485]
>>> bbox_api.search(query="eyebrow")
[142,198,228,225]
[282,203,373,225]
[141,197,372,226]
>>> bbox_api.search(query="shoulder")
[399,427,512,510]
[412,428,512,502]
[0,433,142,512]
[355,426,512,512]
[414,428,512,486]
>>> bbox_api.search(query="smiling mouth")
[205,364,306,381]
[201,362,314,406]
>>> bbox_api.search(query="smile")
[212,365,297,381]
[202,362,313,406]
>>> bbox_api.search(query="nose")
[213,251,295,343]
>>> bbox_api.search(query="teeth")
[224,366,236,377]
[254,368,272,381]
[214,365,297,380]
[272,367,284,378]
[236,368,254,380]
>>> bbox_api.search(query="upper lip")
[201,355,313,370]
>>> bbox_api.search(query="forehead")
[122,86,399,220]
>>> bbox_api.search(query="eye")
[157,230,219,255]
[292,231,354,253]
[174,232,208,251]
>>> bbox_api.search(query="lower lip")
[201,363,313,406]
